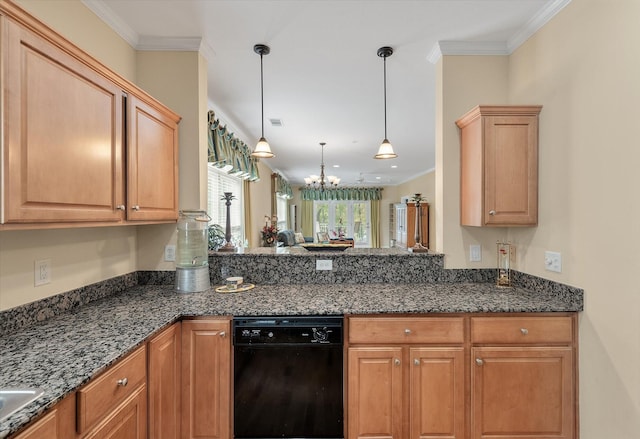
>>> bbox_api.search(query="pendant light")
[251,44,274,158]
[374,46,397,159]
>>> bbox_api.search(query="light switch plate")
[469,245,481,262]
[544,251,562,272]
[164,245,176,262]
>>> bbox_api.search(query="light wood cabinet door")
[11,394,75,439]
[456,105,542,227]
[347,347,403,439]
[126,94,179,222]
[1,15,125,224]
[82,384,147,439]
[181,319,231,439]
[148,322,181,439]
[410,347,465,439]
[471,346,574,439]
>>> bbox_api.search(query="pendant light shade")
[251,44,274,158]
[375,46,397,159]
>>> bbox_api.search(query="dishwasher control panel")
[233,316,343,345]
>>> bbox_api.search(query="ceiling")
[84,0,568,186]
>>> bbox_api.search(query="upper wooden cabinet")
[0,1,180,228]
[456,105,542,227]
[126,94,179,222]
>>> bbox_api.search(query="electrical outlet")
[34,259,51,286]
[469,245,481,262]
[164,245,176,262]
[316,259,333,271]
[544,251,562,273]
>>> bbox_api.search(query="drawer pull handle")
[220,331,226,338]
[489,210,496,215]
[132,205,140,211]
[404,328,411,335]
[117,378,128,387]
[394,358,401,366]
[520,328,529,335]
[475,358,484,366]
[414,358,420,366]
[116,205,125,211]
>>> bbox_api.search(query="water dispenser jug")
[175,210,211,292]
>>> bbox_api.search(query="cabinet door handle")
[117,378,128,387]
[220,331,226,338]
[116,205,125,211]
[489,210,496,216]
[414,358,420,366]
[394,358,401,366]
[475,358,484,366]
[132,205,140,211]
[404,328,411,335]
[520,328,529,335]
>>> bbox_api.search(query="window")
[313,200,371,247]
[276,194,288,231]
[207,164,244,245]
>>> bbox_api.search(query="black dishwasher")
[233,315,344,439]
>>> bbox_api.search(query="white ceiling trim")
[427,0,572,64]
[81,0,139,47]
[137,35,202,51]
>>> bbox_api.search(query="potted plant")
[208,224,226,251]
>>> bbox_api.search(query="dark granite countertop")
[0,281,582,437]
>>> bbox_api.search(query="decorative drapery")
[273,172,292,199]
[300,187,384,201]
[207,110,260,181]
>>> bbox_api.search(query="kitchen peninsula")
[0,249,583,438]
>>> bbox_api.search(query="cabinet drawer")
[471,316,573,344]
[77,345,147,433]
[349,317,464,344]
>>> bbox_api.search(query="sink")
[0,389,44,422]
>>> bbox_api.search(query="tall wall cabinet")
[0,0,180,228]
[456,105,542,227]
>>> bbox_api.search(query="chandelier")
[304,142,340,190]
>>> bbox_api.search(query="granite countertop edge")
[0,282,581,438]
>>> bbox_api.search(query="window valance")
[273,172,292,199]
[300,187,384,201]
[207,110,260,181]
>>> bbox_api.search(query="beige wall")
[436,1,640,436]
[507,1,640,436]
[437,55,509,266]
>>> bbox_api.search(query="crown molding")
[507,0,572,52]
[81,0,139,47]
[82,0,210,58]
[428,0,572,64]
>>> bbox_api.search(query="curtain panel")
[207,110,260,181]
[273,172,292,199]
[300,187,384,201]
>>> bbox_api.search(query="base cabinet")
[181,318,231,439]
[81,385,146,439]
[11,394,75,439]
[347,317,465,439]
[470,316,576,439]
[148,322,181,439]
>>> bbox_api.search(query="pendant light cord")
[383,54,388,139]
[260,53,265,138]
